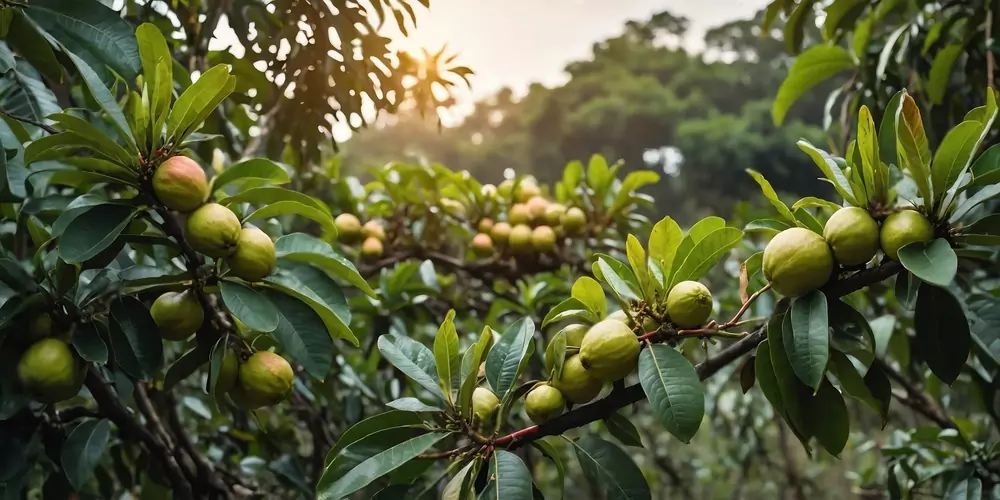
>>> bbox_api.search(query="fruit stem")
[720,283,771,329]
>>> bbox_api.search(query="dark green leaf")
[768,312,813,449]
[863,362,892,428]
[880,90,904,167]
[773,45,855,125]
[604,412,644,448]
[244,201,336,240]
[927,45,962,105]
[943,467,982,500]
[274,233,374,297]
[595,256,642,303]
[261,289,333,380]
[914,283,970,384]
[0,258,39,292]
[950,184,1000,222]
[746,169,795,223]
[167,64,234,141]
[971,144,1000,187]
[325,411,424,464]
[638,344,703,443]
[163,345,209,392]
[485,318,534,400]
[787,292,829,391]
[219,280,279,333]
[479,451,533,500]
[433,310,459,404]
[897,238,957,287]
[72,322,108,364]
[220,186,330,213]
[316,431,448,500]
[804,379,849,456]
[572,436,651,500]
[894,272,920,310]
[378,334,446,401]
[265,263,354,344]
[109,296,162,380]
[7,12,61,82]
[60,204,135,263]
[828,299,876,371]
[60,419,111,489]
[386,398,443,412]
[63,51,135,148]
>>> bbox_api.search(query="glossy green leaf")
[71,322,108,364]
[572,436,651,500]
[7,12,61,82]
[386,398,443,412]
[668,227,742,289]
[220,186,330,213]
[571,276,606,318]
[894,272,920,310]
[604,411,644,448]
[928,44,962,105]
[625,235,652,300]
[896,93,933,205]
[950,184,1000,222]
[768,312,813,448]
[879,90,904,167]
[829,351,883,425]
[245,201,337,239]
[163,345,210,392]
[63,51,135,148]
[485,318,534,399]
[944,473,982,500]
[541,297,596,328]
[914,283,970,384]
[648,216,683,283]
[219,280,279,333]
[786,292,829,391]
[60,419,112,490]
[378,334,446,402]
[804,379,849,456]
[545,329,568,379]
[433,310,459,405]
[822,0,866,39]
[479,451,533,500]
[325,411,424,463]
[897,238,957,287]
[260,288,333,379]
[744,218,792,237]
[595,256,642,303]
[167,64,234,141]
[609,170,659,217]
[798,140,858,204]
[828,299,876,372]
[135,23,172,127]
[746,169,795,223]
[274,233,374,297]
[59,204,135,263]
[971,144,1000,187]
[773,45,855,125]
[932,121,989,200]
[212,158,290,191]
[638,344,704,443]
[459,327,494,419]
[109,296,163,380]
[317,431,448,500]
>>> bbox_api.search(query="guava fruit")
[216,348,240,394]
[29,313,54,339]
[226,226,276,281]
[823,207,880,266]
[880,209,934,261]
[526,196,549,221]
[233,351,294,409]
[361,236,384,260]
[186,203,242,258]
[151,290,205,341]
[152,156,209,213]
[509,224,533,254]
[363,220,386,242]
[471,233,494,257]
[17,338,82,403]
[562,207,587,234]
[471,387,500,430]
[762,227,834,297]
[490,222,512,245]
[545,203,567,227]
[606,309,631,325]
[531,226,557,252]
[498,179,515,199]
[515,181,541,203]
[524,383,564,424]
[552,355,603,404]
[666,281,713,328]
[562,323,589,346]
[579,319,641,382]
[335,213,363,243]
[478,218,494,233]
[509,204,532,225]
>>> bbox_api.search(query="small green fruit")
[498,179,515,199]
[335,213,363,243]
[478,218,494,233]
[880,210,934,261]
[186,203,242,258]
[509,224,533,254]
[544,203,566,226]
[531,225,557,252]
[763,228,834,297]
[363,220,387,242]
[472,387,500,430]
[562,207,587,234]
[226,226,276,281]
[562,323,588,346]
[515,181,541,203]
[606,309,630,325]
[579,319,640,382]
[17,338,82,403]
[552,355,603,404]
[666,281,713,328]
[823,207,880,266]
[525,383,564,424]
[526,196,549,221]
[153,156,209,213]
[471,233,494,257]
[151,290,204,341]
[509,203,532,225]
[234,351,294,409]
[361,237,384,260]
[490,222,512,244]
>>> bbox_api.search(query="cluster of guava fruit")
[334,213,387,261]
[470,177,588,259]
[763,206,935,297]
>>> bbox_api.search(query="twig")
[0,109,58,134]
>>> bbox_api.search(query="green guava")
[579,319,641,382]
[490,222,512,245]
[335,213,363,243]
[17,338,82,403]
[150,290,205,341]
[762,227,834,297]
[478,218,495,233]
[880,209,934,261]
[562,323,589,346]
[509,203,532,225]
[515,181,541,203]
[226,226,276,282]
[526,196,549,221]
[233,351,294,409]
[524,383,564,424]
[666,280,713,328]
[606,309,630,325]
[531,225,557,252]
[361,236,384,260]
[471,233,494,257]
[363,220,387,242]
[552,355,603,404]
[544,203,566,227]
[186,203,242,258]
[152,156,209,213]
[498,179,515,199]
[562,207,587,235]
[823,206,880,266]
[471,386,500,430]
[508,224,533,254]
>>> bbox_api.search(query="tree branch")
[0,109,57,134]
[874,358,958,430]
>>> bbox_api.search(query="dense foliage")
[2,2,1000,500]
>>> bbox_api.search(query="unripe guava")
[516,181,542,203]
[361,236,384,260]
[186,203,241,258]
[335,213,363,243]
[509,224,533,254]
[17,338,82,403]
[471,233,494,257]
[440,198,466,218]
[526,196,549,221]
[233,351,294,409]
[498,179,515,199]
[153,156,209,213]
[363,220,387,242]
[880,210,934,261]
[823,207,880,266]
[226,226,276,282]
[552,355,603,404]
[606,309,630,325]
[524,383,564,424]
[151,290,205,341]
[763,228,834,297]
[545,203,567,227]
[490,222,512,245]
[531,225,557,252]
[29,313,54,339]
[478,218,494,233]
[509,204,532,225]
[471,387,500,430]
[562,323,589,346]
[562,207,587,234]
[217,348,240,394]
[579,319,640,382]
[481,184,498,199]
[666,281,713,328]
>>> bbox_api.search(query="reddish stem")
[492,424,539,447]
